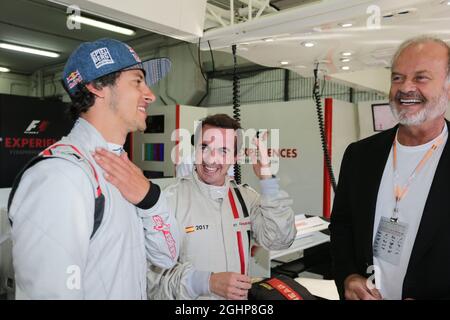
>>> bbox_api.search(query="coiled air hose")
[231,44,242,185]
[313,63,337,192]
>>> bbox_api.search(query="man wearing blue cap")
[8,38,179,299]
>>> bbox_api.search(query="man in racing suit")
[95,113,296,299]
[8,38,179,299]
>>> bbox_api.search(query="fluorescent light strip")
[302,42,315,47]
[339,23,353,28]
[0,43,59,58]
[68,15,135,36]
[0,67,10,72]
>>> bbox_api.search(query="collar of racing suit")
[192,170,233,201]
[69,118,124,155]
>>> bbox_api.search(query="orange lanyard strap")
[391,133,444,220]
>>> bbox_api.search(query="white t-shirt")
[373,124,448,300]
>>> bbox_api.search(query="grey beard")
[390,90,449,126]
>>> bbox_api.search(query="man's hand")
[93,148,150,204]
[344,274,383,300]
[210,272,252,300]
[249,131,272,180]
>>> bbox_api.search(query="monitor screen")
[144,115,164,134]
[372,103,398,132]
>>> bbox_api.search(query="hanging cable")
[197,40,215,106]
[231,44,242,185]
[208,40,215,74]
[197,37,207,82]
[313,63,337,192]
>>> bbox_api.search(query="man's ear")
[85,83,106,98]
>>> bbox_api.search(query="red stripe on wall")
[323,98,333,219]
[175,104,180,176]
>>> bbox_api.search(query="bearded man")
[330,35,450,300]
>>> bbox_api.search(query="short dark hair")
[194,114,242,156]
[65,71,121,120]
[201,114,242,131]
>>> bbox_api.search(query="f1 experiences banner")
[0,94,73,188]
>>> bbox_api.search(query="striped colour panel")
[143,143,164,161]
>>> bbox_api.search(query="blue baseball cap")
[62,38,171,96]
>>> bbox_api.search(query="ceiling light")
[264,38,275,42]
[280,61,289,65]
[67,15,135,36]
[340,58,351,63]
[341,66,350,71]
[447,1,450,5]
[339,23,353,28]
[0,67,10,72]
[302,41,315,48]
[0,43,59,58]
[341,51,353,57]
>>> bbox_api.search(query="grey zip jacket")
[147,171,295,299]
[9,118,179,299]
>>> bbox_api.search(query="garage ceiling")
[0,0,310,75]
[0,0,166,75]
[1,0,449,82]
[201,0,450,79]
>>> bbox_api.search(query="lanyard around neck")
[391,133,444,222]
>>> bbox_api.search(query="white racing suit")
[8,118,179,299]
[147,171,296,299]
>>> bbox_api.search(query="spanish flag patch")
[185,226,195,233]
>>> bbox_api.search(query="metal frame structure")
[205,0,277,28]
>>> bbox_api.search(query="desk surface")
[270,231,330,260]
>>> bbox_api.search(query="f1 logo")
[25,120,49,134]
